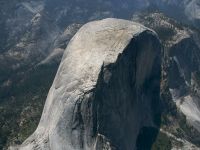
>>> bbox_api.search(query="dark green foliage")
[152,132,172,150]
[155,27,176,41]
[193,71,200,87]
[0,63,59,149]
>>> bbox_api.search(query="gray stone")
[11,18,161,150]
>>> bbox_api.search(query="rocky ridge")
[133,11,200,149]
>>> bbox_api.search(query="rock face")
[168,37,200,135]
[10,18,161,150]
[133,12,200,149]
[1,1,200,148]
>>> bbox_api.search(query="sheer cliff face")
[133,12,200,148]
[10,18,161,150]
[168,37,200,135]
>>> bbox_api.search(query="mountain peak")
[10,18,161,150]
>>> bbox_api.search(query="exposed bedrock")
[10,18,162,150]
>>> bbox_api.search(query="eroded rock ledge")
[10,18,162,150]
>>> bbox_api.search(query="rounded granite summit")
[10,18,162,150]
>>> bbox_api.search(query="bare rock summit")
[10,18,162,150]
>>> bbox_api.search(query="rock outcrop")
[10,18,161,150]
